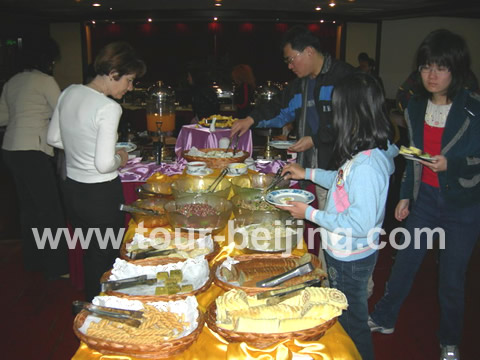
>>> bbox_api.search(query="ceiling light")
[320,19,324,23]
[215,3,222,6]
[213,17,218,21]
[147,18,152,22]
[92,3,101,7]
[315,6,322,11]
[328,0,336,7]
[91,20,96,24]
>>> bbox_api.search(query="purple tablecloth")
[118,157,186,182]
[175,124,253,159]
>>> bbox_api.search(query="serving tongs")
[72,300,144,328]
[206,167,229,193]
[263,166,289,194]
[255,278,322,303]
[225,133,240,155]
[119,204,160,216]
[130,247,178,260]
[135,186,159,197]
[100,274,157,292]
[256,262,315,288]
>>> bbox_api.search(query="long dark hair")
[331,72,393,167]
[415,29,471,101]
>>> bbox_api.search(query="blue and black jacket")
[249,53,355,169]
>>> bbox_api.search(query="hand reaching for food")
[281,163,306,180]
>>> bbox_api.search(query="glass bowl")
[128,198,170,228]
[171,176,231,199]
[135,182,174,199]
[230,192,290,226]
[230,172,290,196]
[165,194,233,232]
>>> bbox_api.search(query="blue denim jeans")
[371,183,480,345]
[325,251,378,360]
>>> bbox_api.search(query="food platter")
[183,148,250,169]
[116,142,137,153]
[399,145,434,163]
[400,153,434,163]
[198,115,237,129]
[269,140,295,150]
[266,189,315,207]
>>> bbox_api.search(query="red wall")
[89,21,338,88]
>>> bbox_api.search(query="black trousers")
[2,150,69,277]
[64,176,125,301]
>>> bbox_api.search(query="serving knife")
[72,300,144,328]
[256,262,315,288]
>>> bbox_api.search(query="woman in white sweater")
[48,42,146,300]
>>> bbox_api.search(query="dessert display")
[74,295,203,358]
[198,114,237,128]
[214,287,347,333]
[103,257,210,299]
[124,232,215,260]
[183,147,249,169]
[215,253,326,291]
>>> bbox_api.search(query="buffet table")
[175,124,253,159]
[72,220,361,360]
[71,164,361,360]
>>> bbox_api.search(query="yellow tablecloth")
[72,181,361,360]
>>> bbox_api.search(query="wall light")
[213,17,218,21]
[147,18,152,22]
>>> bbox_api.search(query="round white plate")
[269,140,295,150]
[115,142,137,153]
[266,189,315,207]
[400,153,434,163]
[186,168,214,176]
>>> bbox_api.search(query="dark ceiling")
[1,0,480,23]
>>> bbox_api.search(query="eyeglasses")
[418,64,450,75]
[283,51,303,65]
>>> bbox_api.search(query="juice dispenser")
[146,81,176,136]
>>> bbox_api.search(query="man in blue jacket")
[231,25,354,206]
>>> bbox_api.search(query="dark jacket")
[233,82,255,118]
[401,89,480,207]
[249,53,355,170]
[191,85,219,120]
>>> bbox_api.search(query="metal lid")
[255,80,280,102]
[147,81,175,103]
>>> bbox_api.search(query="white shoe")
[440,345,460,360]
[368,316,394,334]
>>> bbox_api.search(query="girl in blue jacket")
[369,29,480,360]
[278,72,398,360]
